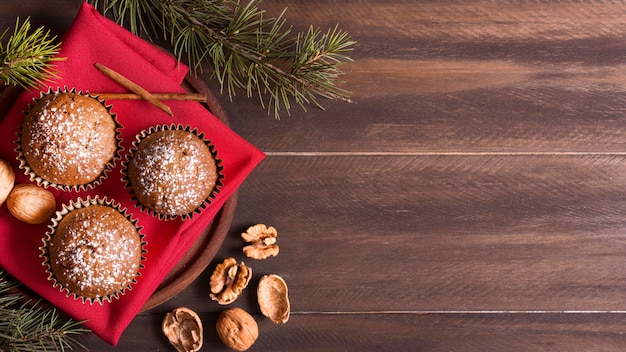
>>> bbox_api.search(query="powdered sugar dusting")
[49,205,142,298]
[22,92,117,186]
[128,130,218,216]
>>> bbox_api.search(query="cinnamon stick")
[96,93,207,102]
[94,62,174,116]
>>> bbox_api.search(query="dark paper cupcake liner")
[40,196,147,305]
[121,124,224,221]
[15,87,123,192]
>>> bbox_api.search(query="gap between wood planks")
[291,310,626,315]
[264,152,626,156]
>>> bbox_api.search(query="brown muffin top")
[20,92,118,187]
[47,205,143,300]
[127,129,219,218]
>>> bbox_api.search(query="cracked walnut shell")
[209,257,252,305]
[258,274,290,324]
[241,224,279,260]
[162,307,203,352]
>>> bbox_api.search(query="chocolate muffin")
[42,198,145,304]
[124,125,222,220]
[17,89,121,190]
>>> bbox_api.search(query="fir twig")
[0,17,65,90]
[89,0,355,118]
[0,270,89,352]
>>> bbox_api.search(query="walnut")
[162,307,203,352]
[209,257,252,305]
[216,307,258,351]
[0,159,15,207]
[7,184,56,224]
[241,224,279,260]
[257,274,290,324]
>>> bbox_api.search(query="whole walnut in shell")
[209,257,252,305]
[7,184,56,224]
[216,307,258,351]
[241,224,279,260]
[162,307,203,352]
[0,159,15,206]
[258,274,290,324]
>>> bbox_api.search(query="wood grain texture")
[219,155,626,312]
[77,312,626,351]
[5,0,626,351]
[220,0,626,153]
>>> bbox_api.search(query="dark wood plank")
[214,0,626,153]
[221,86,626,153]
[200,154,626,312]
[77,312,626,351]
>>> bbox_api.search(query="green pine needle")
[0,17,65,90]
[0,270,89,352]
[90,0,355,118]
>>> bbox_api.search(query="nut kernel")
[209,257,252,305]
[242,224,279,260]
[162,307,203,352]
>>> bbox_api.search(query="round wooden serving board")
[0,74,236,312]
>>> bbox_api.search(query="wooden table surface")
[4,1,626,351]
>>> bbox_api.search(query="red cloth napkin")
[0,2,265,345]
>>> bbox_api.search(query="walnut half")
[162,307,203,352]
[209,257,252,305]
[241,224,279,260]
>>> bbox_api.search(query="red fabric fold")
[0,2,265,345]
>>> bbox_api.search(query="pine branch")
[0,270,89,352]
[0,17,65,90]
[90,0,355,118]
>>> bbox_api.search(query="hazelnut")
[216,307,258,351]
[241,224,279,260]
[257,274,290,324]
[209,257,252,305]
[0,159,15,206]
[162,307,203,352]
[7,184,56,224]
